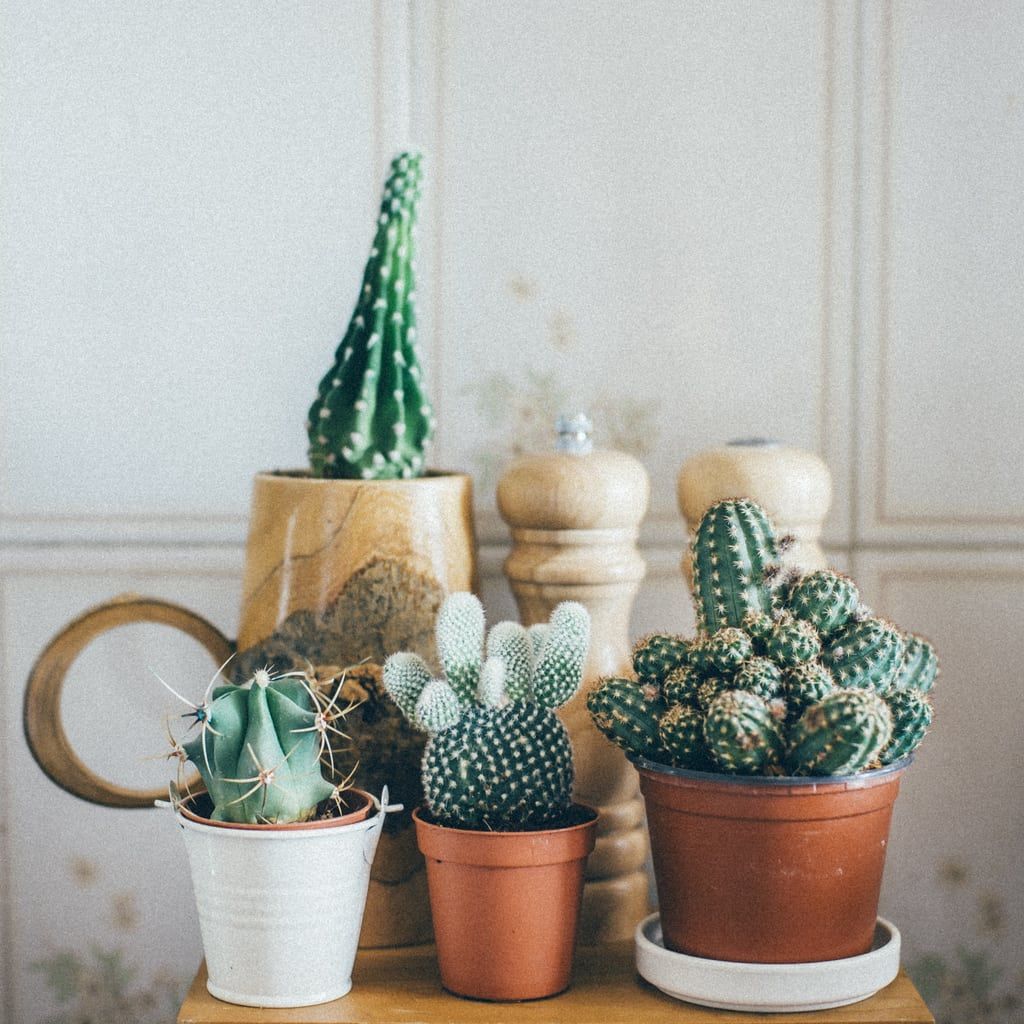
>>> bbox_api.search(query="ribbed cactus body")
[788,570,859,636]
[822,618,906,692]
[632,633,690,684]
[691,500,780,633]
[587,677,665,760]
[307,152,434,479]
[695,676,728,714]
[662,665,702,706]
[766,617,821,667]
[892,634,939,693]
[733,657,784,701]
[423,703,573,828]
[782,662,835,721]
[881,690,933,764]
[742,611,775,655]
[787,689,892,776]
[183,675,335,824]
[658,704,708,768]
[705,627,754,673]
[384,594,590,829]
[704,690,784,774]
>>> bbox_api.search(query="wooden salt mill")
[497,415,650,943]
[678,439,832,585]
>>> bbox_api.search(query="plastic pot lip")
[412,805,598,867]
[176,787,376,837]
[253,469,470,485]
[631,755,913,792]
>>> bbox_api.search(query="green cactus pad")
[183,673,336,824]
[705,627,754,673]
[821,618,906,692]
[658,704,708,769]
[422,702,573,828]
[691,499,780,633]
[766,616,822,666]
[485,622,533,702]
[733,656,784,701]
[788,570,860,636]
[881,689,933,764]
[662,665,702,707]
[892,634,939,693]
[704,689,785,774]
[587,677,665,760]
[786,688,893,776]
[381,652,433,724]
[632,633,690,685]
[307,152,434,479]
[782,661,836,721]
[533,602,590,709]
[435,592,485,704]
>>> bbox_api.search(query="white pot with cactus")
[159,664,399,1007]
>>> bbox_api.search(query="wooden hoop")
[23,594,234,808]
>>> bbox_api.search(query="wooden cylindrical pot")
[233,471,476,947]
[497,441,651,943]
[678,440,832,586]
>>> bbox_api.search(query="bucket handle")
[365,785,404,864]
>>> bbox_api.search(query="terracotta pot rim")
[255,469,470,484]
[632,755,912,792]
[177,787,375,833]
[412,804,597,837]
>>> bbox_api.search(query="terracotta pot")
[413,807,598,1001]
[636,757,910,964]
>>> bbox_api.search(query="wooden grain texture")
[22,594,233,807]
[177,944,935,1024]
[677,443,833,585]
[497,449,652,943]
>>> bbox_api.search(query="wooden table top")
[177,943,934,1024]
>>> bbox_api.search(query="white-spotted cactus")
[307,152,434,479]
[383,594,590,829]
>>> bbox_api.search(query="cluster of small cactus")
[588,499,937,777]
[307,151,435,480]
[383,593,590,829]
[160,664,356,824]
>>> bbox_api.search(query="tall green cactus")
[170,669,339,824]
[307,152,434,479]
[383,594,590,829]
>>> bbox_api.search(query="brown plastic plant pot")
[636,756,911,965]
[413,806,598,1001]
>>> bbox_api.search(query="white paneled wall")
[1,3,1021,1022]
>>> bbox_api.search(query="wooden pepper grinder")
[678,439,833,586]
[497,414,650,943]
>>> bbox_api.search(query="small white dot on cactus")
[408,290,417,302]
[361,467,375,479]
[354,399,367,411]
[342,447,353,459]
[343,347,353,361]
[319,408,331,419]
[254,668,272,688]
[401,466,413,480]
[391,312,404,325]
[397,245,407,258]
[379,213,389,225]
[367,333,380,348]
[394,350,406,365]
[331,378,341,388]
[394,279,405,292]
[363,284,371,295]
[407,326,417,340]
[372,453,385,466]
[390,199,400,212]
[410,366,421,379]
[393,422,407,436]
[366,369,376,378]
[350,432,364,445]
[388,449,401,461]
[325,453,336,464]
[373,299,386,310]
[394,389,404,400]
[380,265,390,278]
[369,250,377,260]
[317,434,327,445]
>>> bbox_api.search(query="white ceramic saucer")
[634,913,901,1013]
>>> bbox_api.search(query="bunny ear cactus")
[307,151,434,479]
[178,669,338,824]
[383,593,591,830]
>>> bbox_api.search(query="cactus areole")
[307,151,435,480]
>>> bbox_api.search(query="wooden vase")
[23,469,477,950]
[497,447,651,943]
[677,441,832,586]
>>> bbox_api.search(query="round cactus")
[881,689,933,764]
[821,618,906,692]
[662,665,702,707]
[632,633,690,685]
[782,661,836,721]
[658,703,708,768]
[891,634,939,693]
[733,656,784,701]
[766,616,822,667]
[587,677,665,760]
[788,570,860,636]
[704,689,785,774]
[786,689,893,776]
[742,610,775,654]
[705,627,754,673]
[695,675,728,714]
[691,499,780,633]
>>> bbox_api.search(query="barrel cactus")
[307,151,434,479]
[588,498,936,777]
[159,667,349,824]
[383,593,590,829]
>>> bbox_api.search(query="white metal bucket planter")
[170,788,400,1008]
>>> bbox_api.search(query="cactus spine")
[788,570,859,635]
[704,690,784,774]
[587,677,665,760]
[632,633,690,684]
[881,689,933,764]
[307,152,434,479]
[787,689,892,776]
[822,619,906,692]
[384,593,590,829]
[658,703,708,769]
